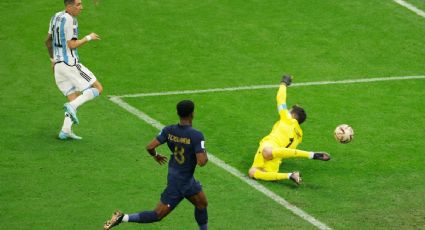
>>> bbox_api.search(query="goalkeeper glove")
[281,75,293,86]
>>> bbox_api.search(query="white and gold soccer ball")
[334,124,354,144]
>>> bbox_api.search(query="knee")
[154,204,171,220]
[93,81,103,95]
[95,84,103,95]
[262,147,273,160]
[155,210,166,220]
[248,167,257,178]
[197,200,208,210]
[195,196,208,209]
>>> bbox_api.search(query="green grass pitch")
[1,0,425,229]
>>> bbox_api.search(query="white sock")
[287,173,292,179]
[61,112,73,133]
[309,152,314,159]
[70,88,99,110]
[122,214,129,222]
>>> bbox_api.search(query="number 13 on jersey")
[173,146,185,164]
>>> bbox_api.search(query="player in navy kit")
[103,100,209,230]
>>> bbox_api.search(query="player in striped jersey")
[45,0,103,140]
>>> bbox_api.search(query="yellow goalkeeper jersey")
[260,84,303,149]
[262,117,303,149]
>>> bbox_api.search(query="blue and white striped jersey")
[48,11,79,66]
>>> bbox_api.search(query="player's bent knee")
[196,201,208,209]
[155,210,167,220]
[154,203,172,220]
[96,84,103,94]
[262,147,273,160]
[67,92,80,101]
[195,193,208,209]
[92,81,103,94]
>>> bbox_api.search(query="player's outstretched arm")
[67,32,101,49]
[146,138,168,165]
[277,74,293,121]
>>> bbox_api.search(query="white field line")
[108,96,332,230]
[394,0,425,18]
[112,76,425,98]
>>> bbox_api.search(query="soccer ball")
[334,124,354,144]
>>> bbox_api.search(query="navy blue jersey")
[157,124,206,181]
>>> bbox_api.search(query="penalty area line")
[111,75,425,98]
[394,0,425,18]
[108,96,332,230]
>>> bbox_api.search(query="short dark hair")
[64,0,75,6]
[177,100,195,118]
[291,105,307,124]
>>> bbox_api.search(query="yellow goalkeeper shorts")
[250,140,282,173]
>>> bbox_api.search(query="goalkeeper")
[248,75,330,185]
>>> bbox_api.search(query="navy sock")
[128,211,159,223]
[199,223,208,230]
[195,208,208,229]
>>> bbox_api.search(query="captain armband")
[278,103,287,111]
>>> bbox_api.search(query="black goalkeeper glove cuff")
[281,75,293,86]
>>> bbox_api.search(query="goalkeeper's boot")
[64,103,79,125]
[103,210,124,230]
[58,130,82,140]
[290,171,302,185]
[281,74,293,86]
[313,152,331,161]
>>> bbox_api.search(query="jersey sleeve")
[276,84,292,121]
[156,127,168,144]
[71,18,78,39]
[64,15,78,41]
[193,132,206,154]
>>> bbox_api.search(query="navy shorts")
[160,177,203,209]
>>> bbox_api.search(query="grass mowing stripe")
[112,76,425,98]
[394,0,425,17]
[108,96,332,230]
